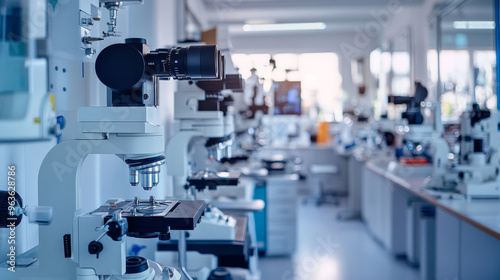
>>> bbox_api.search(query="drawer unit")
[265,175,299,256]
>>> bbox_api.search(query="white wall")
[378,0,443,94]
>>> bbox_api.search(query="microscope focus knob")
[208,267,232,280]
[107,219,128,242]
[187,98,199,111]
[159,231,171,241]
[88,241,103,259]
[0,191,23,228]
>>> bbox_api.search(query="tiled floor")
[259,198,419,280]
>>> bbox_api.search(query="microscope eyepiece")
[96,39,223,107]
[95,43,147,91]
[96,39,222,92]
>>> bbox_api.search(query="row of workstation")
[344,150,500,280]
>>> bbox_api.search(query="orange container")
[316,122,331,144]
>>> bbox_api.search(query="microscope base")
[457,181,500,199]
[109,260,181,280]
[0,247,181,280]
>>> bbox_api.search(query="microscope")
[163,74,255,280]
[389,82,439,164]
[1,38,222,279]
[452,104,500,198]
[166,74,244,197]
[426,104,500,198]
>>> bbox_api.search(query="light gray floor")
[259,198,419,280]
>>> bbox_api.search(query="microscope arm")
[35,133,164,279]
[166,131,203,197]
[426,136,452,188]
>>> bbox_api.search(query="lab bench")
[359,156,500,280]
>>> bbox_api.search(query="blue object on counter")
[345,142,356,150]
[395,147,403,160]
[253,180,267,254]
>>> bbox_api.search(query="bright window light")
[453,21,495,30]
[242,22,326,32]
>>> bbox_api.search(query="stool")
[302,164,340,206]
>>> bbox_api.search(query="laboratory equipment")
[389,83,446,168]
[426,104,500,198]
[187,170,240,191]
[0,36,223,279]
[164,73,256,280]
[453,104,500,198]
[388,82,428,125]
[166,74,243,197]
[0,0,60,141]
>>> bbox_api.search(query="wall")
[378,0,443,96]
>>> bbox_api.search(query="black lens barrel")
[146,45,220,80]
[96,39,221,91]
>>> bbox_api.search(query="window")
[231,52,343,121]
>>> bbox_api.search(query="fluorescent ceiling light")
[242,22,326,32]
[453,21,495,30]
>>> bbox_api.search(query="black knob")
[159,232,171,241]
[0,191,23,228]
[126,256,149,274]
[208,267,232,280]
[107,219,128,242]
[88,241,103,259]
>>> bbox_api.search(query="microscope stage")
[93,198,206,234]
[188,171,240,190]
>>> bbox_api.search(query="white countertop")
[364,159,500,240]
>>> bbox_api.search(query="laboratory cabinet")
[360,160,500,280]
[361,165,412,256]
[265,174,299,256]
[436,208,500,280]
[254,174,299,256]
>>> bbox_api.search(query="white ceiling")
[188,0,424,52]
[189,0,426,54]
[198,0,424,26]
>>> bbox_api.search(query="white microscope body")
[0,106,181,280]
[1,33,222,280]
[167,80,237,239]
[425,116,456,189]
[164,78,247,280]
[453,106,500,198]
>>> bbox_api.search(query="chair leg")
[309,181,340,207]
